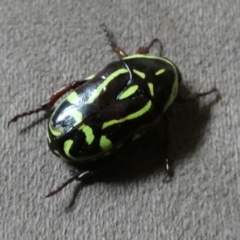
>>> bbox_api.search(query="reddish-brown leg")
[45,167,102,208]
[45,170,93,198]
[137,38,162,54]
[100,24,128,57]
[176,87,219,103]
[8,80,87,126]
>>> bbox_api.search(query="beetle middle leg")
[176,87,219,103]
[100,24,128,57]
[136,38,163,55]
[8,80,87,126]
[160,87,219,182]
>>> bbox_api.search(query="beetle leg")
[8,80,87,126]
[46,169,97,208]
[45,170,93,198]
[176,87,219,103]
[136,38,162,55]
[162,115,174,183]
[100,24,128,57]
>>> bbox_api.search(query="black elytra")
[8,24,218,207]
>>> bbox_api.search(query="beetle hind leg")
[100,24,128,57]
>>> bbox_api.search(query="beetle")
[8,25,218,205]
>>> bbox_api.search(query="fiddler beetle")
[8,25,218,207]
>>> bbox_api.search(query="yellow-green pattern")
[133,69,145,79]
[47,130,51,143]
[78,124,94,145]
[71,111,83,123]
[64,139,74,159]
[100,135,112,150]
[148,83,154,96]
[67,91,79,104]
[102,100,152,129]
[118,85,139,100]
[86,74,95,80]
[155,69,165,75]
[124,55,179,111]
[49,124,63,137]
[86,68,128,104]
[126,55,179,113]
[47,53,180,163]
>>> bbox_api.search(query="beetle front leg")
[100,24,128,57]
[8,80,87,126]
[136,38,162,55]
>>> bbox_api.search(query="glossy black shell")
[47,55,181,164]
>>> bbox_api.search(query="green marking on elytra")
[86,74,95,80]
[49,124,63,137]
[123,54,165,61]
[64,139,74,159]
[86,68,128,104]
[124,55,179,109]
[67,91,78,104]
[133,69,145,79]
[47,130,51,143]
[155,69,165,75]
[124,55,179,112]
[71,111,83,123]
[148,83,154,96]
[118,85,139,100]
[100,135,112,150]
[102,100,152,129]
[79,124,94,145]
